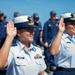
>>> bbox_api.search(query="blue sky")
[0,0,75,27]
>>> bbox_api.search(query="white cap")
[61,13,71,18]
[13,15,29,24]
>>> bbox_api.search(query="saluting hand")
[59,18,65,32]
[6,20,17,39]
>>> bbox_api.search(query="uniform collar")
[48,18,56,22]
[16,40,36,52]
[63,32,75,39]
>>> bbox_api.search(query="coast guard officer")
[42,10,58,73]
[4,15,46,75]
[33,12,43,46]
[50,12,75,75]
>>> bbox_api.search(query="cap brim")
[64,18,75,23]
[15,22,34,29]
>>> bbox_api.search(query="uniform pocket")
[35,58,42,65]
[15,59,27,66]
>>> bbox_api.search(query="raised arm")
[0,20,17,68]
[50,18,65,55]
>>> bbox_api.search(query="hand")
[6,20,17,39]
[58,18,65,32]
[40,38,42,42]
[44,42,48,47]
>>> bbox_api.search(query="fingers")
[7,20,14,28]
[6,20,17,33]
[59,18,64,24]
[14,27,17,33]
[59,18,65,27]
[7,20,16,31]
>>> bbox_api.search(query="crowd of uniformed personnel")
[0,10,75,75]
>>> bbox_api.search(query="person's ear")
[17,30,21,36]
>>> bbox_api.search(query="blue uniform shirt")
[7,40,46,75]
[33,21,42,46]
[43,19,58,43]
[0,21,8,47]
[51,32,75,68]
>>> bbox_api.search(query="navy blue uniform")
[0,21,8,48]
[32,22,42,46]
[43,19,58,66]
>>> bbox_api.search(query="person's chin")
[29,39,34,42]
[72,30,75,33]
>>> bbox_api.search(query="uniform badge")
[71,13,75,18]
[17,56,25,59]
[56,24,58,26]
[28,22,34,26]
[66,42,71,43]
[48,24,51,27]
[70,13,75,20]
[34,54,42,59]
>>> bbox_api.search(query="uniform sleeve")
[7,48,14,68]
[49,36,56,46]
[42,22,48,43]
[39,56,47,73]
[57,40,65,54]
[38,48,47,73]
[50,36,64,52]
